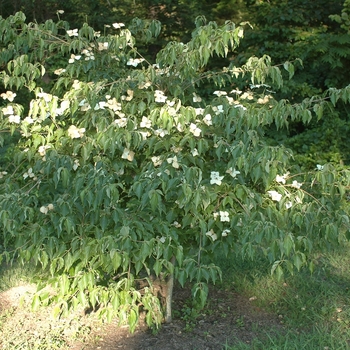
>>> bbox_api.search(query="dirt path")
[0,284,284,350]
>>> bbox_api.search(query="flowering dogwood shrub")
[1,12,350,330]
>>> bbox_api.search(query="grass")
[216,243,350,349]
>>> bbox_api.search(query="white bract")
[276,174,288,184]
[203,114,212,126]
[167,156,179,169]
[189,123,201,137]
[193,93,202,102]
[2,106,14,115]
[219,211,230,222]
[140,116,152,129]
[213,90,227,97]
[151,156,162,167]
[66,29,78,37]
[112,23,125,29]
[226,167,240,179]
[8,115,20,124]
[127,58,145,67]
[154,129,169,138]
[205,229,218,241]
[121,148,135,162]
[268,190,282,202]
[23,168,35,180]
[68,125,85,139]
[73,159,80,171]
[222,229,230,237]
[68,54,81,63]
[154,90,167,103]
[115,118,128,127]
[191,148,199,157]
[212,105,224,115]
[286,201,293,209]
[38,145,51,156]
[291,180,302,189]
[210,172,224,185]
[1,91,16,101]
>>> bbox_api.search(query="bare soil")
[0,283,285,350]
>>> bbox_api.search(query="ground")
[0,281,285,350]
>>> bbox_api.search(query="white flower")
[66,29,78,37]
[0,171,8,179]
[122,90,134,101]
[72,80,81,90]
[121,148,135,161]
[230,89,242,95]
[23,116,34,124]
[167,156,179,169]
[68,54,81,63]
[38,145,51,156]
[267,190,282,202]
[233,104,247,110]
[172,221,182,228]
[57,10,64,14]
[55,100,70,115]
[151,156,162,167]
[40,204,54,214]
[73,159,80,171]
[205,229,218,241]
[226,167,240,179]
[37,92,53,102]
[154,128,169,138]
[210,171,224,185]
[222,229,230,237]
[23,168,35,179]
[112,22,125,29]
[127,58,145,67]
[40,206,48,214]
[54,68,66,75]
[194,108,204,116]
[276,174,287,184]
[316,164,324,171]
[191,148,199,157]
[213,212,219,220]
[94,101,106,110]
[154,90,167,103]
[193,93,202,102]
[213,90,227,97]
[139,131,151,140]
[98,42,108,50]
[140,116,152,129]
[2,106,14,115]
[212,105,224,115]
[203,114,212,126]
[159,236,166,243]
[8,115,20,124]
[1,91,16,102]
[219,211,230,222]
[68,125,85,139]
[291,180,302,189]
[189,123,201,137]
[115,118,128,127]
[285,201,293,209]
[139,81,152,90]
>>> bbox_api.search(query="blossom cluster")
[40,203,54,214]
